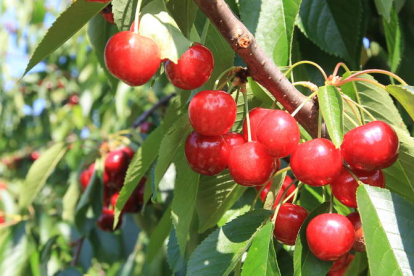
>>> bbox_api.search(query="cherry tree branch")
[193,0,320,137]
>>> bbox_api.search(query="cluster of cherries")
[184,89,399,273]
[79,146,147,232]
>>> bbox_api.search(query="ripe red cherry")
[105,150,129,174]
[165,44,214,90]
[242,107,271,141]
[188,90,237,136]
[121,146,135,160]
[30,151,40,161]
[341,121,399,171]
[256,110,300,157]
[346,211,365,252]
[104,31,161,86]
[79,169,91,191]
[111,177,147,212]
[273,203,308,245]
[140,121,151,133]
[256,175,295,205]
[185,132,230,176]
[328,253,354,275]
[67,94,79,106]
[291,138,342,187]
[97,208,122,232]
[306,213,355,261]
[331,168,385,208]
[0,215,5,224]
[228,142,276,186]
[223,132,245,149]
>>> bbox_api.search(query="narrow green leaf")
[114,126,163,226]
[248,77,275,106]
[19,143,67,209]
[374,0,394,22]
[242,222,281,276]
[217,189,256,227]
[22,0,108,77]
[318,85,344,148]
[187,209,272,276]
[357,185,414,276]
[171,146,200,255]
[147,205,173,264]
[264,171,287,210]
[383,9,403,72]
[112,0,138,31]
[167,229,185,273]
[386,85,414,121]
[293,202,332,276]
[167,0,198,38]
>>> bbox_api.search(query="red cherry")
[97,208,122,232]
[68,94,79,106]
[273,203,308,245]
[105,150,129,175]
[104,31,161,86]
[306,213,355,261]
[242,107,271,141]
[188,90,237,136]
[121,146,135,160]
[111,177,147,212]
[140,121,151,133]
[101,12,115,24]
[30,151,40,161]
[328,253,354,275]
[228,142,276,186]
[256,175,295,205]
[129,20,140,32]
[223,132,246,149]
[79,169,91,191]
[331,168,385,208]
[165,44,214,90]
[346,211,365,252]
[256,110,300,157]
[0,215,5,224]
[341,121,399,171]
[185,132,230,176]
[291,138,342,187]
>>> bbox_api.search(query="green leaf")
[112,0,137,31]
[217,189,257,227]
[147,205,173,264]
[140,0,191,63]
[374,0,394,22]
[19,143,67,209]
[196,172,247,233]
[240,0,301,66]
[166,0,198,38]
[167,229,185,273]
[386,85,414,121]
[248,77,275,107]
[318,85,344,148]
[187,209,272,276]
[293,202,332,276]
[171,146,200,255]
[242,222,281,276]
[344,252,368,276]
[114,126,163,226]
[298,0,362,66]
[383,9,403,72]
[22,0,108,77]
[264,171,287,210]
[357,185,414,276]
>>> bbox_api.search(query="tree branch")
[193,0,320,137]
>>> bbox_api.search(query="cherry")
[346,211,365,252]
[256,110,300,157]
[256,175,295,205]
[228,142,276,186]
[104,31,161,86]
[30,151,40,161]
[242,107,271,141]
[188,90,237,136]
[140,121,151,133]
[97,208,122,232]
[291,138,342,187]
[185,132,230,176]
[306,213,355,261]
[111,177,147,212]
[328,253,354,275]
[121,146,135,160]
[105,150,129,175]
[273,203,308,245]
[223,132,245,150]
[79,169,91,191]
[341,121,399,172]
[165,44,214,90]
[0,215,4,224]
[67,94,79,106]
[103,185,112,207]
[331,168,385,208]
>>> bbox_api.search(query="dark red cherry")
[165,44,214,90]
[105,150,129,175]
[140,121,151,133]
[328,253,354,275]
[291,138,342,187]
[341,121,399,171]
[228,141,276,186]
[256,110,300,157]
[79,169,91,191]
[185,132,230,176]
[273,203,308,245]
[104,31,161,86]
[100,4,115,25]
[121,146,135,160]
[306,213,355,261]
[223,132,246,149]
[346,211,365,252]
[97,208,122,232]
[188,90,237,136]
[242,107,271,141]
[256,175,295,205]
[111,177,147,212]
[331,168,385,208]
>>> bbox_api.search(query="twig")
[71,237,85,267]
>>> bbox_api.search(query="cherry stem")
[242,91,252,142]
[317,110,322,139]
[335,77,386,90]
[344,97,363,126]
[342,69,408,86]
[329,186,334,213]
[292,81,318,92]
[234,87,241,105]
[344,113,360,128]
[71,237,85,267]
[214,67,236,90]
[284,182,304,204]
[271,181,297,224]
[291,91,318,118]
[344,166,363,186]
[284,61,328,81]
[341,95,377,121]
[133,0,143,34]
